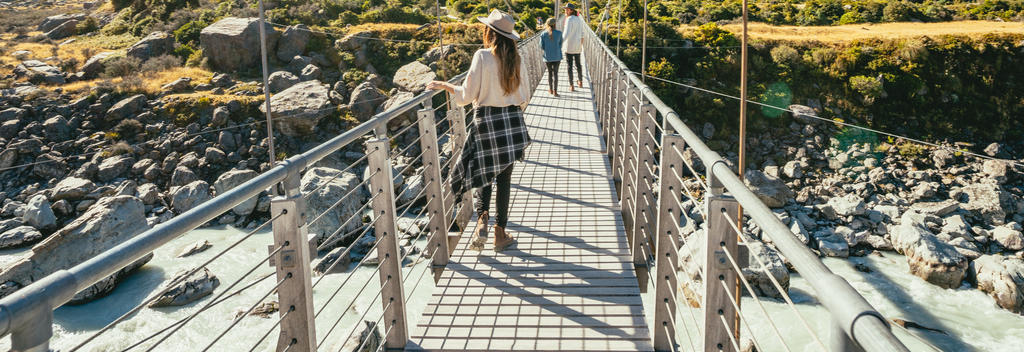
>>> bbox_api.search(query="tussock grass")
[59,66,213,96]
[716,21,1024,42]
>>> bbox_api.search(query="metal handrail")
[583,25,909,352]
[0,33,543,351]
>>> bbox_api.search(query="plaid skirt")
[450,105,531,197]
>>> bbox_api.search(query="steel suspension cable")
[201,273,293,351]
[246,305,293,352]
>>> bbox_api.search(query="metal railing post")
[633,103,658,291]
[365,138,409,348]
[417,109,451,282]
[270,172,317,351]
[654,134,685,351]
[610,70,624,184]
[446,96,474,233]
[622,87,640,232]
[704,194,739,352]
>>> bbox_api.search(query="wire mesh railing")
[0,32,543,352]
[583,23,911,352]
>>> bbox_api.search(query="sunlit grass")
[59,66,214,96]
[713,20,1024,42]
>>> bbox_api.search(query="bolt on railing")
[583,24,909,352]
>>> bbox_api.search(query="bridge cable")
[246,304,294,352]
[636,72,1024,168]
[201,273,293,351]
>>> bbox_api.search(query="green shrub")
[849,75,884,103]
[770,45,800,66]
[76,17,100,34]
[113,119,144,138]
[882,1,918,22]
[838,11,865,24]
[140,55,181,73]
[172,20,207,46]
[796,0,845,25]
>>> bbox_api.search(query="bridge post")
[365,138,409,349]
[270,171,317,351]
[622,87,640,234]
[654,134,685,351]
[417,109,450,282]
[610,70,624,185]
[447,95,474,234]
[633,103,658,291]
[704,194,740,352]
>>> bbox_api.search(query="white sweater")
[451,49,531,110]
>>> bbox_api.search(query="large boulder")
[0,196,149,296]
[213,169,259,216]
[378,91,416,130]
[14,60,64,84]
[45,18,81,40]
[106,94,147,121]
[268,71,299,93]
[422,44,454,65]
[22,195,56,230]
[301,167,366,246]
[126,32,174,61]
[200,17,279,72]
[51,177,95,201]
[0,226,44,249]
[992,225,1024,251]
[741,240,789,298]
[891,212,968,289]
[744,169,794,208]
[148,268,220,307]
[96,154,135,182]
[314,246,352,275]
[969,255,1024,314]
[69,254,151,304]
[276,25,310,61]
[260,80,332,136]
[956,182,1014,226]
[38,13,86,33]
[392,61,435,94]
[80,51,114,78]
[171,181,213,214]
[348,82,386,122]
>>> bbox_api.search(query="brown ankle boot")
[469,212,489,251]
[493,225,516,252]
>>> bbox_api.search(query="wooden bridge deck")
[407,68,654,351]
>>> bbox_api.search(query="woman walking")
[540,18,563,96]
[427,10,531,252]
[562,3,586,91]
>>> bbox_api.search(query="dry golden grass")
[164,92,264,105]
[715,21,1024,42]
[59,67,214,96]
[340,23,424,36]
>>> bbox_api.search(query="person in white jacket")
[562,3,586,91]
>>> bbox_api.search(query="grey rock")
[200,17,280,72]
[910,200,959,217]
[43,115,71,142]
[313,246,352,275]
[106,94,147,121]
[701,122,714,139]
[782,160,802,179]
[422,44,454,65]
[45,18,80,40]
[970,255,1024,314]
[957,182,1013,226]
[743,170,793,208]
[161,77,192,93]
[891,212,968,289]
[268,71,299,93]
[0,149,16,169]
[828,194,866,217]
[741,240,789,298]
[136,183,161,205]
[301,167,366,245]
[397,174,425,205]
[211,106,230,127]
[260,80,331,136]
[392,61,435,94]
[0,107,26,121]
[0,196,149,295]
[816,233,849,258]
[0,226,44,249]
[992,225,1024,251]
[14,60,64,84]
[80,51,114,78]
[204,147,225,164]
[213,169,259,216]
[148,268,220,307]
[170,166,199,187]
[932,149,955,168]
[51,177,95,201]
[171,181,212,214]
[940,214,972,241]
[984,143,1002,157]
[22,195,56,230]
[96,155,135,182]
[126,32,174,61]
[299,64,322,81]
[69,254,151,304]
[0,219,24,234]
[348,82,386,122]
[177,240,212,258]
[983,160,1009,183]
[277,25,310,61]
[31,153,67,179]
[38,13,86,32]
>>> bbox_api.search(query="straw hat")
[478,9,520,41]
[564,3,576,10]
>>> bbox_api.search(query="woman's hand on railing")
[427,81,455,94]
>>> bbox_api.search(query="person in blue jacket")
[539,17,563,96]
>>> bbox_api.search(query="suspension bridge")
[0,23,912,352]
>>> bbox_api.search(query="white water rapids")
[0,226,1022,351]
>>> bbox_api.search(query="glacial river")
[1,226,1022,351]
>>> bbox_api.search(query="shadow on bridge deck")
[406,64,654,351]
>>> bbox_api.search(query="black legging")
[546,61,560,92]
[566,53,582,85]
[475,165,514,228]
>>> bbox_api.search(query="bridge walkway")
[406,65,654,351]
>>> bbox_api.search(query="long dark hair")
[483,26,521,95]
